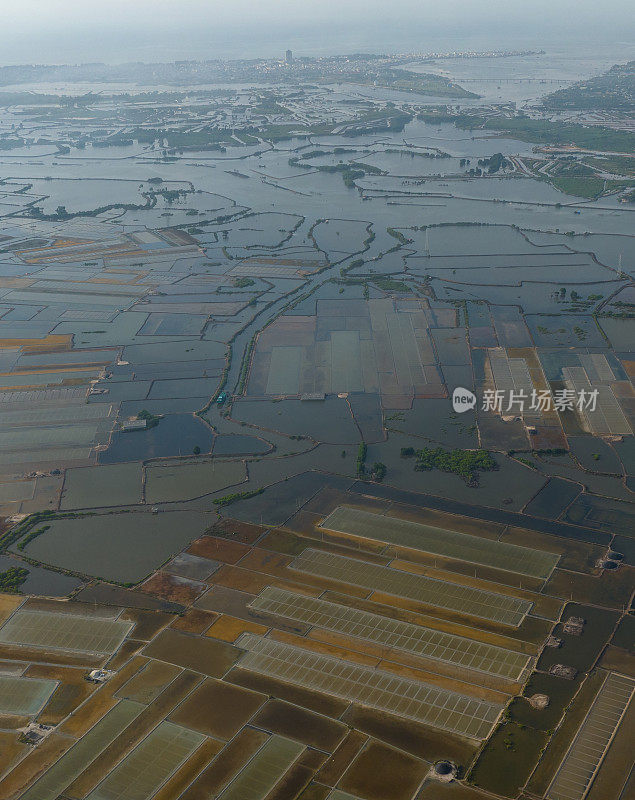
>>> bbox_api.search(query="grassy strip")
[16,525,50,552]
[356,442,367,478]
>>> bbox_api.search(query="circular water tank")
[433,760,456,780]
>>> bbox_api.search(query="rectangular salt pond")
[238,634,503,740]
[0,609,132,654]
[249,586,530,681]
[21,701,145,800]
[319,506,559,579]
[86,721,204,800]
[0,675,58,716]
[548,672,635,800]
[291,548,532,627]
[219,735,305,800]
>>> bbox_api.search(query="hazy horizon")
[0,0,633,66]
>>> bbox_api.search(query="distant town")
[0,49,545,93]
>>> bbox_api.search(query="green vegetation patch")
[233,277,256,288]
[136,409,161,428]
[288,156,385,187]
[413,447,497,486]
[356,442,368,477]
[371,277,411,292]
[542,60,634,112]
[454,113,635,154]
[584,154,635,178]
[0,566,29,593]
[551,175,608,199]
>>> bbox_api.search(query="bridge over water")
[456,77,574,84]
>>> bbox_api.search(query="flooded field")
[11,511,211,582]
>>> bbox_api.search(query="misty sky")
[0,0,633,65]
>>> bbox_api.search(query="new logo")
[452,387,476,413]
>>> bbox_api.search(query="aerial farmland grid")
[0,35,631,800]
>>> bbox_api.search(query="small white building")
[121,418,147,431]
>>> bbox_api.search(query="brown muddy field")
[179,728,269,800]
[315,730,369,787]
[251,699,348,751]
[140,572,208,604]
[338,740,429,800]
[142,628,241,676]
[206,614,268,642]
[115,660,183,704]
[170,608,218,634]
[0,733,71,799]
[226,667,351,718]
[152,739,222,800]
[187,536,252,564]
[0,731,27,777]
[343,704,478,765]
[168,678,266,739]
[58,657,143,737]
[122,608,173,641]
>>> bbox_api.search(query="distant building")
[86,669,115,683]
[300,393,325,401]
[286,50,293,64]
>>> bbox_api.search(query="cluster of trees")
[477,153,508,173]
[386,227,410,245]
[542,61,634,112]
[355,444,386,481]
[466,153,508,177]
[152,187,190,204]
[129,127,232,150]
[371,462,387,481]
[137,409,161,429]
[413,447,497,486]
[233,277,256,288]
[0,567,29,593]
[342,111,413,136]
[371,277,410,292]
